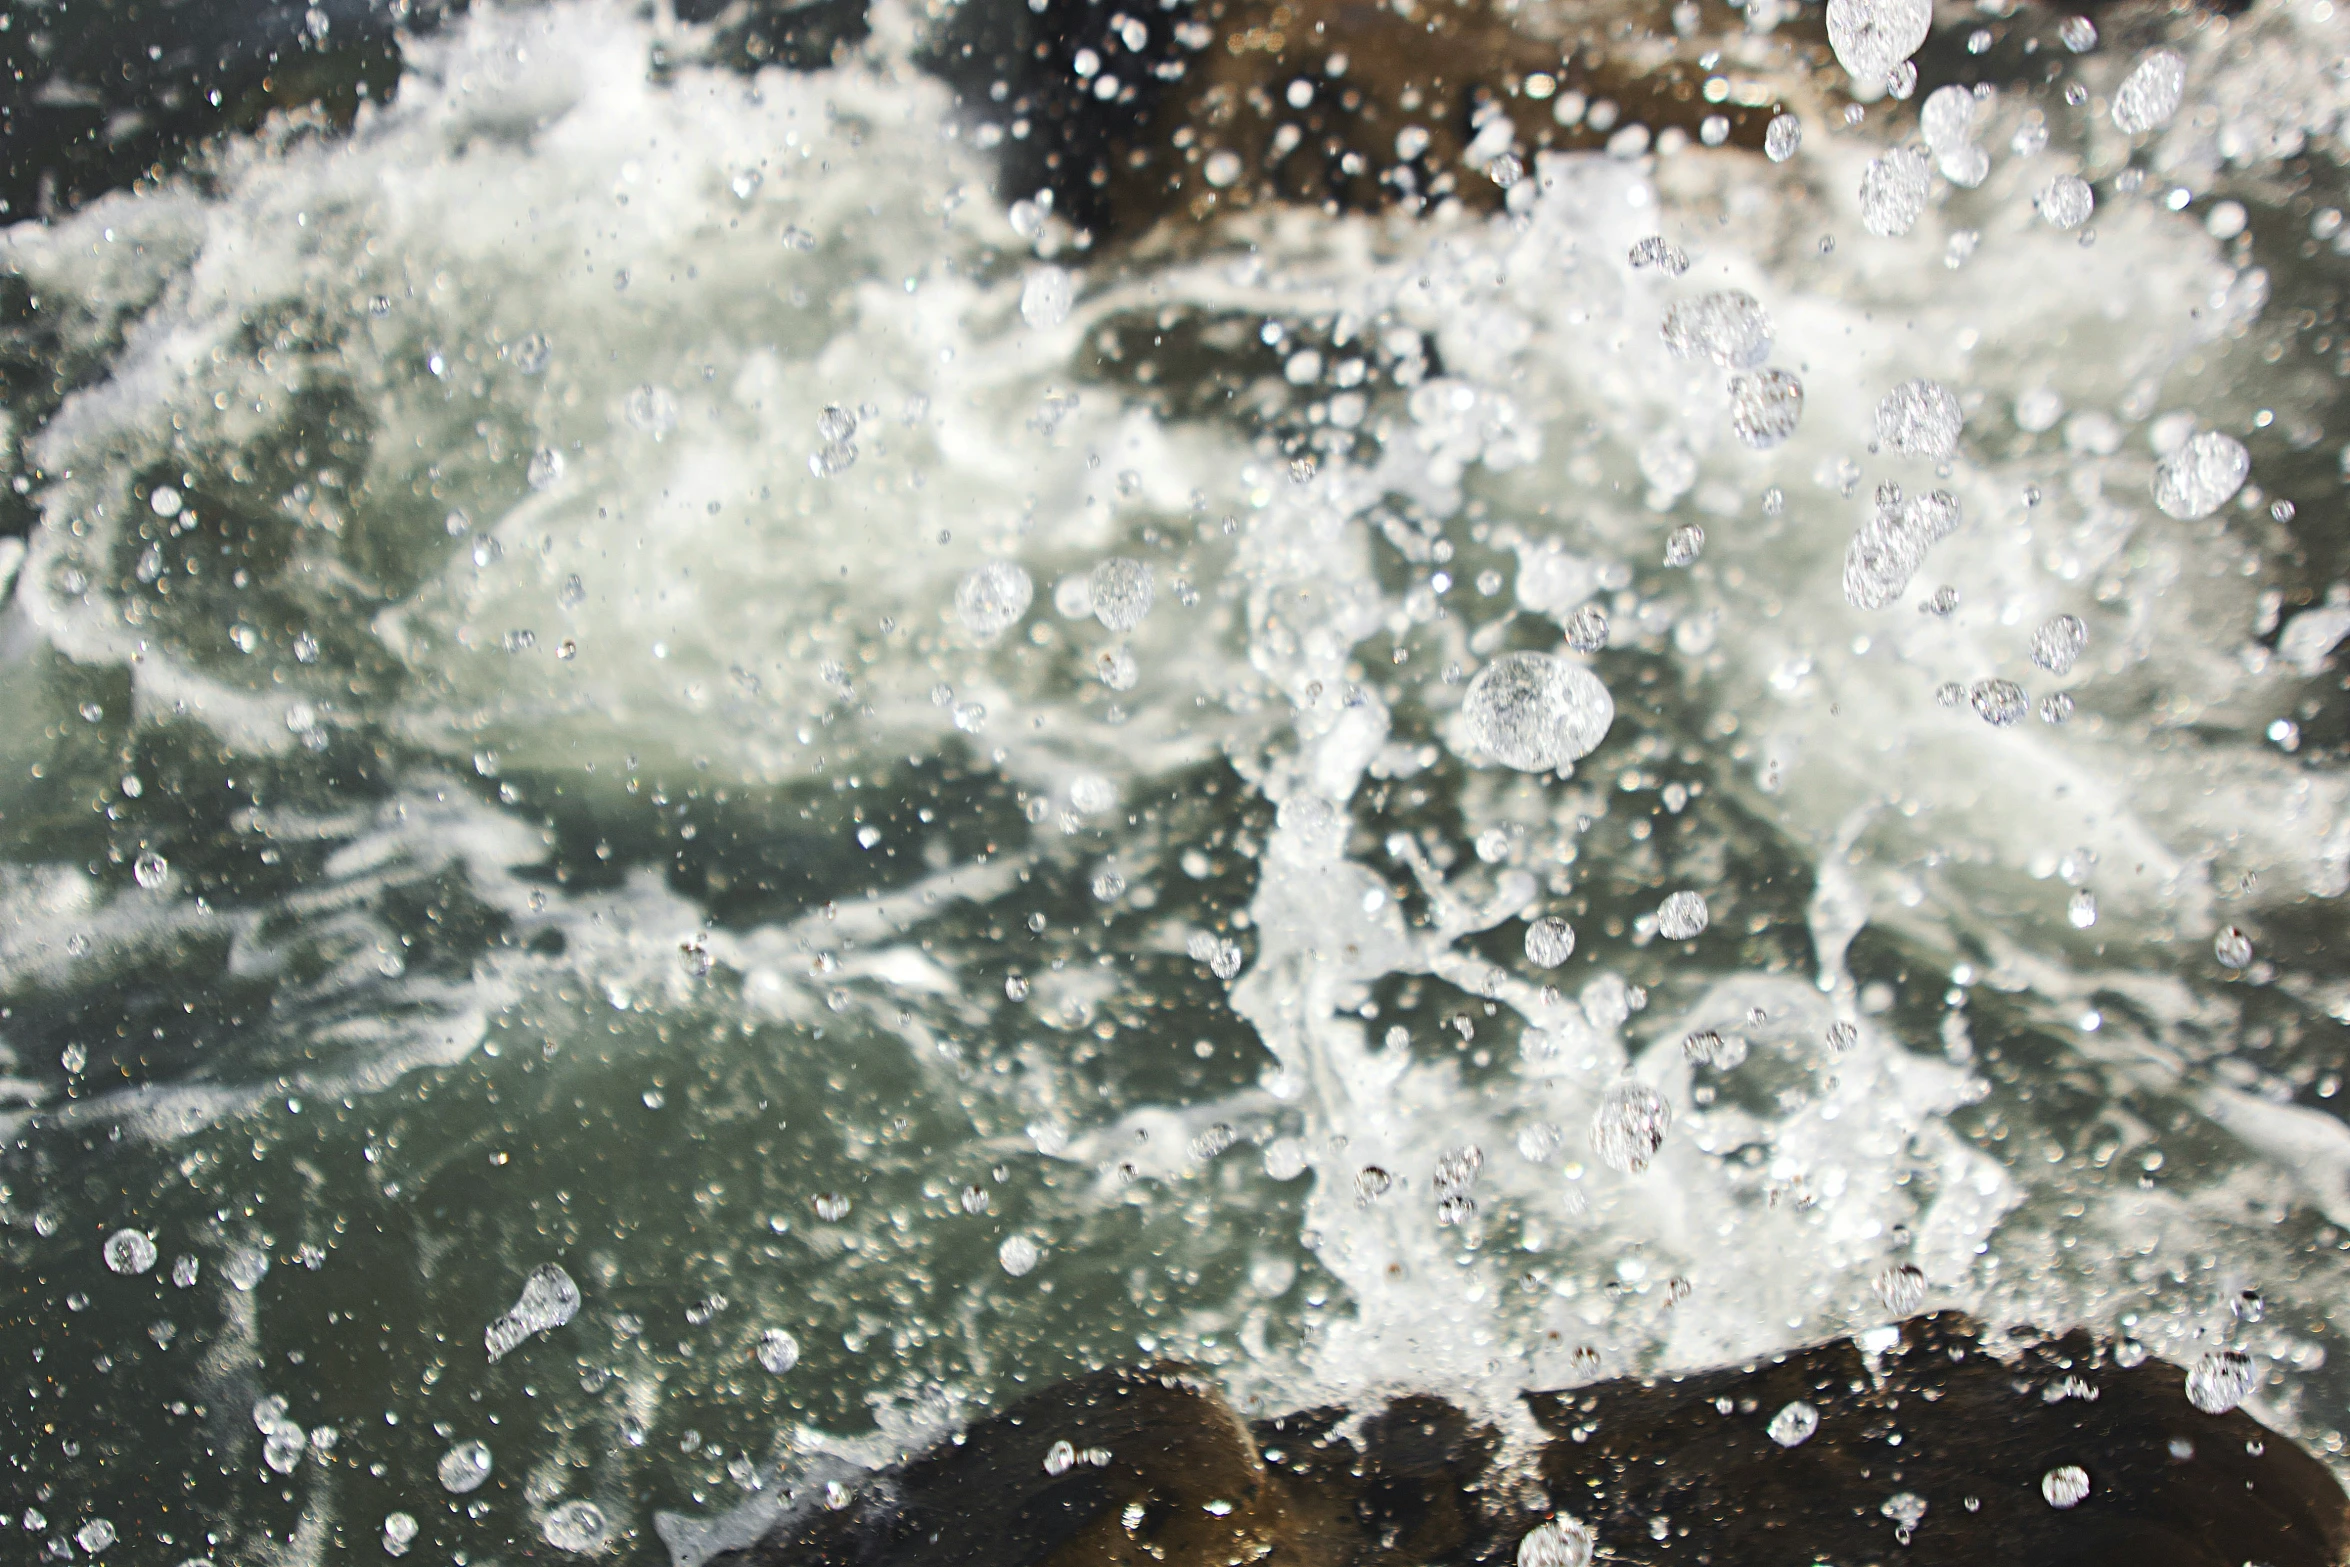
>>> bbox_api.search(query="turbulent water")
[6,0,2350,1560]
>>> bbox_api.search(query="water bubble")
[171,1255,200,1288]
[2038,174,2095,231]
[1565,604,1609,653]
[1971,679,2028,726]
[2067,889,2098,929]
[75,1519,116,1556]
[1656,890,1709,940]
[1873,1261,1928,1314]
[1768,1400,1820,1447]
[1091,866,1127,902]
[1517,1516,1596,1567]
[624,384,679,435]
[1764,114,1803,163]
[1920,85,1981,156]
[2214,926,2254,969]
[2153,430,2250,520]
[999,1234,1042,1276]
[437,1440,493,1494]
[1682,1029,1748,1069]
[1094,645,1139,692]
[103,1230,157,1275]
[2041,1465,2091,1509]
[149,485,184,517]
[2058,13,2097,50]
[812,1192,852,1222]
[1525,916,1577,968]
[1660,291,1773,369]
[1020,266,1075,329]
[2112,49,2186,134]
[485,1263,580,1361]
[2039,692,2074,725]
[956,561,1034,640]
[2185,1348,2255,1413]
[2031,614,2088,675]
[527,448,565,490]
[1885,60,1918,99]
[1881,1491,1928,1538]
[1627,237,1690,275]
[1825,1020,1858,1055]
[1518,1122,1567,1162]
[1730,369,1804,449]
[757,1328,800,1374]
[1591,1081,1672,1174]
[1662,524,1706,568]
[511,332,552,375]
[1874,380,1964,458]
[382,1513,419,1558]
[133,850,168,890]
[1354,1165,1395,1204]
[1858,147,1932,237]
[1090,557,1155,632]
[542,1501,608,1553]
[1043,1439,1077,1476]
[1826,0,1932,87]
[1005,975,1030,1002]
[1461,652,1615,771]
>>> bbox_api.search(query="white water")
[5,0,2350,1558]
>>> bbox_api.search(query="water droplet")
[1592,1081,1672,1174]
[1525,916,1576,967]
[133,850,168,890]
[1565,603,1609,653]
[1825,0,1932,87]
[382,1513,419,1558]
[2185,1348,2255,1413]
[2214,926,2254,969]
[1768,1400,1820,1447]
[999,1234,1041,1276]
[757,1328,800,1374]
[2031,614,2088,675]
[2152,430,2250,520]
[1090,557,1155,632]
[438,1441,493,1494]
[1764,114,1803,163]
[1663,524,1706,567]
[1873,1261,1927,1314]
[2038,174,2095,231]
[2041,1464,2091,1509]
[1730,368,1804,449]
[542,1501,608,1553]
[1656,890,1710,940]
[1627,237,1690,275]
[2067,889,2098,928]
[485,1264,580,1362]
[1874,379,1964,457]
[1517,1516,1596,1567]
[1461,652,1615,771]
[103,1230,157,1275]
[1859,147,1932,236]
[2112,50,2185,134]
[1971,679,2028,726]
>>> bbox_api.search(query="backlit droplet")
[1874,380,1964,458]
[757,1328,800,1374]
[2153,430,2250,520]
[2041,1465,2091,1509]
[956,561,1034,640]
[485,1263,580,1362]
[1768,1400,1820,1447]
[1764,114,1802,163]
[1859,147,1932,237]
[1730,369,1804,448]
[1971,679,2028,726]
[1592,1081,1672,1174]
[2185,1348,2255,1413]
[1873,1261,1927,1314]
[999,1234,1042,1276]
[1660,291,1773,368]
[437,1440,493,1494]
[1656,890,1709,940]
[1663,524,1706,567]
[1517,1516,1596,1567]
[1525,916,1576,967]
[103,1230,157,1276]
[1462,652,1615,771]
[2038,174,2095,230]
[1825,0,1932,87]
[1565,604,1609,653]
[1090,556,1156,632]
[543,1501,609,1553]
[2031,614,2088,675]
[2112,49,2186,135]
[2214,926,2254,969]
